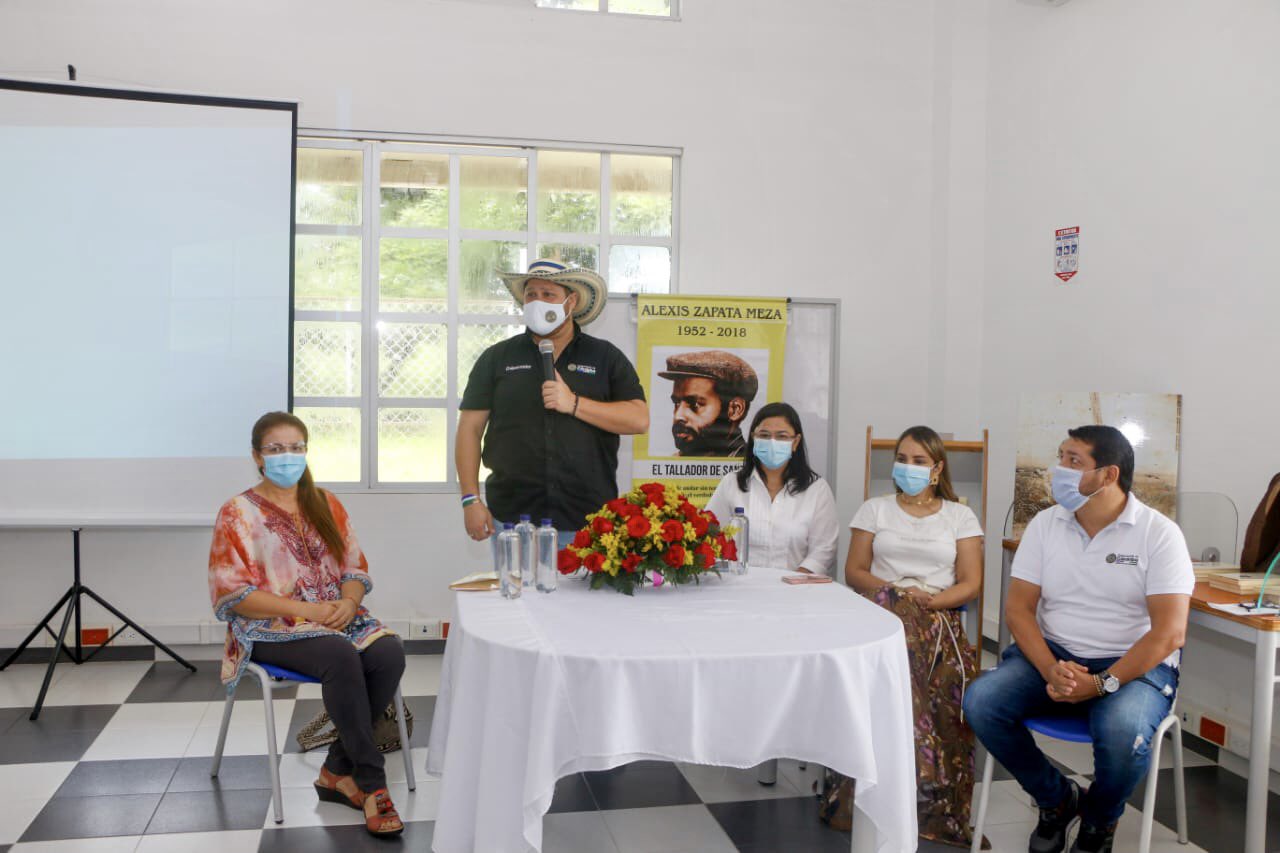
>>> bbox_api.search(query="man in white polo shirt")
[964,425,1193,853]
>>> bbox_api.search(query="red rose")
[640,482,665,495]
[680,502,700,521]
[557,549,582,574]
[592,516,615,535]
[621,554,642,573]
[646,491,666,508]
[573,529,593,549]
[663,545,686,568]
[660,519,686,543]
[705,510,720,526]
[722,539,738,561]
[696,543,716,567]
[690,514,710,538]
[626,515,651,538]
[620,502,644,519]
[583,552,606,573]
[606,498,630,516]
[714,532,727,549]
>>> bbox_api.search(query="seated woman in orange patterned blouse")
[208,411,405,837]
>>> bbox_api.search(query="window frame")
[532,0,681,20]
[294,131,681,494]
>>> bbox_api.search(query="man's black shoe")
[1029,780,1081,853]
[1068,821,1117,853]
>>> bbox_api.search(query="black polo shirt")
[460,325,645,531]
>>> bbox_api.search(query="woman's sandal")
[313,766,365,811]
[364,788,405,836]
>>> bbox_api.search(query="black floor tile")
[583,760,702,811]
[1,645,155,664]
[145,788,272,834]
[169,754,276,793]
[54,758,179,797]
[548,772,598,814]
[257,819,434,851]
[0,707,26,734]
[0,728,102,764]
[20,793,162,841]
[126,661,296,704]
[1128,764,1280,853]
[4,703,119,735]
[708,796,850,852]
[403,694,435,749]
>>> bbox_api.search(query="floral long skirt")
[871,585,984,849]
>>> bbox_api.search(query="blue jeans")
[962,641,1178,827]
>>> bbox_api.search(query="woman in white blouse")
[842,425,984,848]
[705,402,839,575]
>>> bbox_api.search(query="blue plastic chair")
[971,709,1187,853]
[209,661,416,824]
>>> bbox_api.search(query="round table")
[426,568,917,852]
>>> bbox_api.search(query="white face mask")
[523,300,567,336]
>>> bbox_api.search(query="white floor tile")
[971,780,1037,827]
[0,798,61,845]
[602,804,737,853]
[10,837,142,853]
[1111,803,1206,852]
[675,762,803,803]
[382,746,429,786]
[107,701,208,729]
[0,761,76,803]
[276,751,328,788]
[386,778,442,823]
[979,818,1037,852]
[81,725,196,761]
[136,829,263,853]
[40,662,152,707]
[776,758,824,797]
[196,698,294,729]
[543,810,620,853]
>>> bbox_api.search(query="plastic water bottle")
[535,519,558,593]
[730,507,750,575]
[497,523,521,599]
[515,514,536,588]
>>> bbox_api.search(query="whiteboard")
[594,295,841,495]
[0,80,295,520]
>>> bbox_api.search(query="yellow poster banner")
[632,295,788,506]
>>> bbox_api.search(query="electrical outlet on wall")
[410,619,442,640]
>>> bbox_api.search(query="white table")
[426,568,918,853]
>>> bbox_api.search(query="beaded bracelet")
[461,494,480,508]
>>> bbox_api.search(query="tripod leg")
[31,593,77,720]
[81,586,197,672]
[1,588,74,671]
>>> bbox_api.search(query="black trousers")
[251,634,406,792]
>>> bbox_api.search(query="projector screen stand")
[0,528,197,719]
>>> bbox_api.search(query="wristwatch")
[1095,670,1120,696]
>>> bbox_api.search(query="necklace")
[897,491,937,508]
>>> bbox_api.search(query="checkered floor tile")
[0,651,1254,852]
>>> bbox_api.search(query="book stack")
[1208,572,1269,595]
[1192,562,1240,583]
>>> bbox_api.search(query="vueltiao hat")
[499,259,608,326]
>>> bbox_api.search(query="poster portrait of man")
[658,350,760,457]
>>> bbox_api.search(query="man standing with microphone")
[456,260,648,546]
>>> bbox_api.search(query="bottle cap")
[541,519,553,526]
[519,514,531,521]
[735,507,745,514]
[503,522,514,530]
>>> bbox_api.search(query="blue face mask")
[753,438,794,470]
[1050,465,1100,512]
[263,453,307,488]
[892,462,933,496]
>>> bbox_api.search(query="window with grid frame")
[533,0,678,17]
[293,137,679,490]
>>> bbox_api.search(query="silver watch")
[1099,671,1120,694]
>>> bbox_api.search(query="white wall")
[980,0,1280,759]
[0,0,980,642]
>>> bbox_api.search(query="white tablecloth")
[426,568,917,853]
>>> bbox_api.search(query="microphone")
[538,339,556,383]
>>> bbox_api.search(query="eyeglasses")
[753,431,795,442]
[260,442,307,455]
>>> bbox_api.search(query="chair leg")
[1171,718,1188,844]
[255,668,285,825]
[210,688,236,777]
[756,758,778,786]
[970,749,995,853]
[1140,714,1180,853]
[395,685,416,791]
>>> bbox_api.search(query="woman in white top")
[705,402,839,575]
[842,425,984,849]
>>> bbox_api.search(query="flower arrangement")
[557,482,738,595]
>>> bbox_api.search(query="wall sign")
[1055,226,1080,282]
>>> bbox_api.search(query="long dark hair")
[894,425,959,502]
[735,402,818,494]
[252,412,346,563]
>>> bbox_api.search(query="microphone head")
[538,339,554,354]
